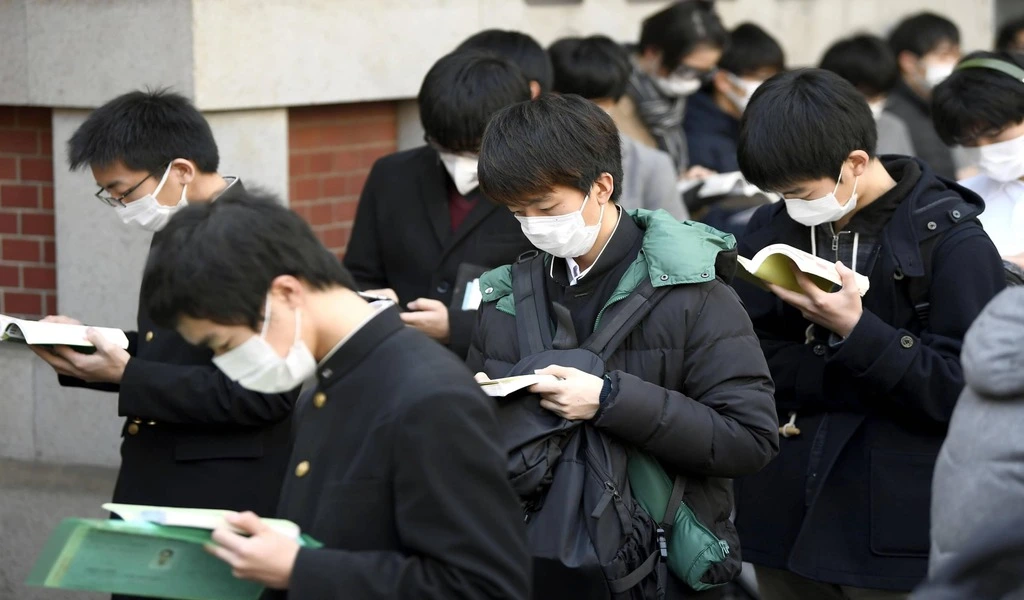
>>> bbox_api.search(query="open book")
[1,314,129,349]
[479,374,558,397]
[27,503,321,600]
[737,244,871,296]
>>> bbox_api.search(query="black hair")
[68,89,219,174]
[141,190,357,330]
[932,51,1024,145]
[718,23,785,76]
[478,94,623,207]
[738,69,877,192]
[996,16,1024,52]
[417,50,532,154]
[889,12,961,58]
[639,0,728,72]
[548,36,632,101]
[456,29,554,92]
[820,34,900,98]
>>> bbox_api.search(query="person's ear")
[169,159,198,186]
[847,150,871,177]
[593,172,615,205]
[897,50,922,76]
[529,80,542,100]
[269,275,306,309]
[639,47,665,76]
[712,70,733,95]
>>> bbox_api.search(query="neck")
[902,74,930,102]
[306,288,377,361]
[186,173,229,203]
[574,204,620,271]
[594,98,617,113]
[835,159,897,230]
[712,89,741,119]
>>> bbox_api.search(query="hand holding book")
[767,260,864,338]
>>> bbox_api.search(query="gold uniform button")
[295,460,310,477]
[145,331,154,342]
[313,392,327,409]
[127,423,140,435]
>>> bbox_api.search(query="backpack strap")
[906,233,940,328]
[582,276,672,362]
[512,251,553,358]
[660,476,687,534]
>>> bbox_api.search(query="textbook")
[0,313,129,350]
[479,374,558,397]
[27,504,322,600]
[737,244,871,296]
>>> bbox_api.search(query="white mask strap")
[259,296,273,338]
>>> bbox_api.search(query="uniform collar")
[314,305,404,387]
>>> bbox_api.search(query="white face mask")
[724,73,763,114]
[654,73,702,98]
[923,61,956,90]
[977,133,1024,183]
[516,194,605,258]
[212,297,317,394]
[116,164,188,232]
[438,151,479,196]
[868,99,887,121]
[784,166,860,227]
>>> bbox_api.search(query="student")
[343,50,534,359]
[469,93,779,598]
[139,192,531,599]
[821,34,916,156]
[685,23,786,174]
[996,15,1024,52]
[887,12,962,179]
[621,0,728,174]
[731,69,1005,599]
[457,29,553,98]
[932,51,1024,266]
[29,91,294,530]
[548,35,688,220]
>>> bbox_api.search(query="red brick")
[40,186,53,209]
[43,240,55,263]
[310,202,333,225]
[1,185,39,208]
[289,154,308,177]
[0,265,18,287]
[16,107,51,129]
[0,130,38,154]
[352,121,397,144]
[0,157,16,180]
[291,203,313,222]
[22,266,55,290]
[39,132,52,157]
[308,152,334,174]
[0,211,17,234]
[20,212,54,236]
[20,158,53,182]
[332,150,360,172]
[343,173,368,196]
[320,225,345,249]
[2,239,40,262]
[288,127,319,150]
[318,125,348,147]
[293,178,320,202]
[45,294,57,316]
[364,146,392,166]
[0,109,15,127]
[322,176,345,197]
[4,291,42,315]
[333,199,359,222]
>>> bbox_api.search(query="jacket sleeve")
[116,358,295,426]
[343,163,389,291]
[826,226,1005,425]
[287,385,531,600]
[594,281,780,478]
[56,330,140,393]
[644,150,689,221]
[447,307,478,361]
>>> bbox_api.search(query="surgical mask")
[923,62,956,90]
[977,133,1024,183]
[724,73,762,113]
[438,151,479,196]
[212,297,317,394]
[868,99,886,121]
[784,167,860,227]
[116,164,188,232]
[516,194,605,258]
[654,73,702,97]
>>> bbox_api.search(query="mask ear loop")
[259,296,273,339]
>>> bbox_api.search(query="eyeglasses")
[94,173,155,208]
[670,64,717,83]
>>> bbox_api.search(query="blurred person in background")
[457,29,553,99]
[549,34,689,221]
[996,15,1024,52]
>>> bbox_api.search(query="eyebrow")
[780,188,802,196]
[97,180,122,190]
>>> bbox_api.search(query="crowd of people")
[23,1,1024,599]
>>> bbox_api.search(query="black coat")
[733,158,1006,591]
[343,145,534,358]
[59,180,294,516]
[265,307,531,600]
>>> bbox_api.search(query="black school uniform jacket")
[732,157,1005,591]
[265,306,531,600]
[59,179,294,516]
[343,145,534,359]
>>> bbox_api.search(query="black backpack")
[497,251,671,599]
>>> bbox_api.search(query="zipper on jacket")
[591,481,619,518]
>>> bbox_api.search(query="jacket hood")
[880,155,985,215]
[962,287,1024,399]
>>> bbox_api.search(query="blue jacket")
[682,91,740,173]
[732,157,1005,591]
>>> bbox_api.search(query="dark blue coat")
[682,91,740,174]
[732,157,1005,591]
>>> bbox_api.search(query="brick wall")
[0,107,56,319]
[288,102,398,258]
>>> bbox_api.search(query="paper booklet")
[677,171,778,201]
[0,313,129,350]
[479,374,558,397]
[27,504,321,600]
[737,244,871,297]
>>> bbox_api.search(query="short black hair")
[141,191,356,330]
[478,94,623,207]
[548,36,632,101]
[932,51,1024,146]
[456,29,554,93]
[820,34,900,98]
[418,50,531,154]
[718,23,785,76]
[639,0,728,72]
[889,12,961,58]
[68,89,219,174]
[738,69,877,193]
[996,16,1024,52]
